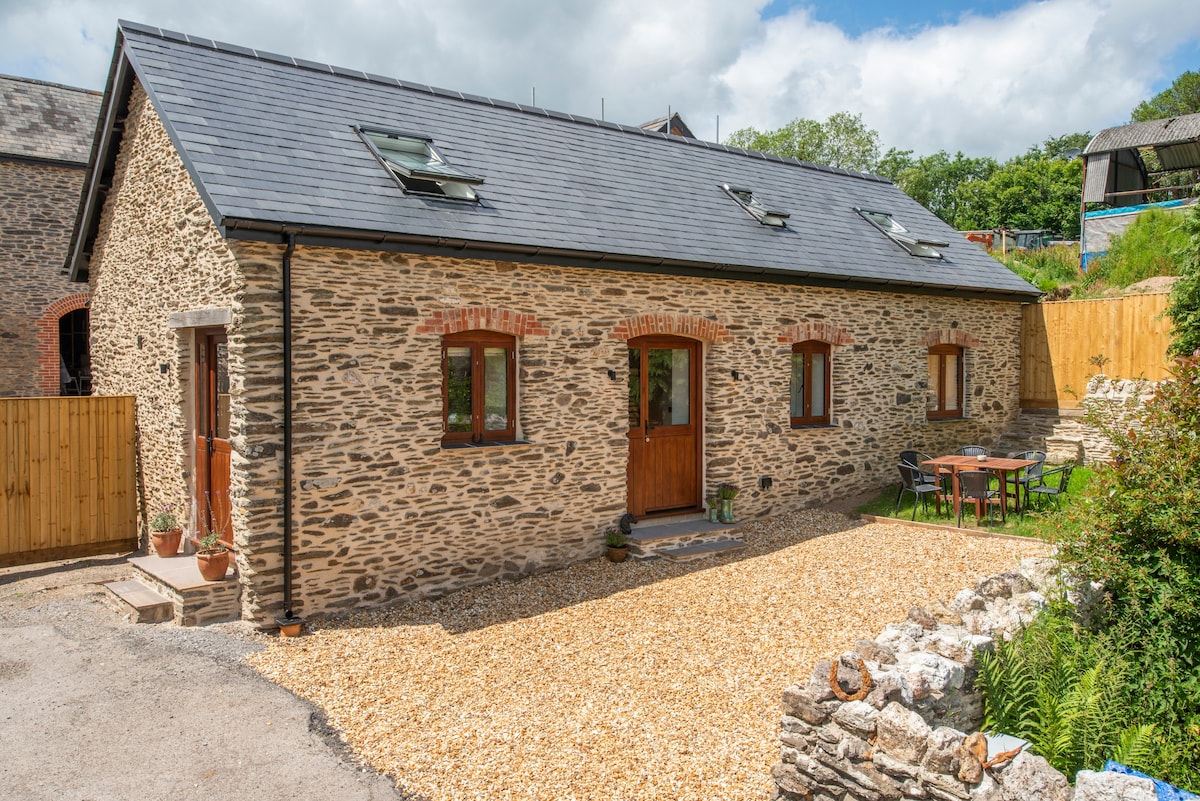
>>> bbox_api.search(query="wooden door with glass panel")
[626,336,702,517]
[195,330,232,543]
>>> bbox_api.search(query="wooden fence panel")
[0,396,137,567]
[1021,293,1173,409]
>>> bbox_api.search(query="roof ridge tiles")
[114,19,892,185]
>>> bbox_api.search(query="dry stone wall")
[88,81,1030,624]
[86,83,242,550]
[0,159,89,396]
[771,558,1155,801]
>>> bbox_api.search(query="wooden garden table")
[922,455,1039,520]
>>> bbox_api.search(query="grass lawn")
[858,464,1094,539]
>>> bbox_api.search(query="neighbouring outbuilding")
[69,21,1039,626]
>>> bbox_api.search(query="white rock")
[896,650,965,695]
[1074,770,1157,801]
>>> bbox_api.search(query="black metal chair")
[896,463,943,520]
[957,445,991,457]
[1027,462,1075,510]
[1005,450,1047,514]
[899,449,939,485]
[957,469,1004,527]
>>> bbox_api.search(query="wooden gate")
[1,396,137,567]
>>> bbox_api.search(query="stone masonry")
[0,75,102,397]
[87,80,1030,625]
[771,559,1158,801]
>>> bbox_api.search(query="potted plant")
[194,531,231,581]
[604,527,629,563]
[715,483,740,523]
[149,506,182,557]
[706,495,719,523]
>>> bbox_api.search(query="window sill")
[926,416,967,423]
[440,440,531,450]
[790,423,838,430]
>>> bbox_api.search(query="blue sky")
[2,0,1198,160]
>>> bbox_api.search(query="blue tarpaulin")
[1104,761,1198,801]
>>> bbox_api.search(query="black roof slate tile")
[99,21,1038,298]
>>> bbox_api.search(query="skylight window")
[721,184,789,227]
[855,208,947,259]
[358,127,483,201]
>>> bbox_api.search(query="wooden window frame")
[790,340,831,427]
[441,330,517,445]
[927,344,964,420]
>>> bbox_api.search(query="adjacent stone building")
[0,74,101,396]
[69,22,1040,627]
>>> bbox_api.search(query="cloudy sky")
[2,0,1198,160]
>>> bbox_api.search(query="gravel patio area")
[248,510,1047,801]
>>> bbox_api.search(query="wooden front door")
[627,336,702,518]
[195,330,232,543]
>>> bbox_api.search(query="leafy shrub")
[998,243,1082,294]
[1167,203,1200,357]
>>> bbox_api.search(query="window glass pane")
[943,353,960,412]
[927,354,940,412]
[628,348,641,428]
[483,347,508,430]
[215,341,230,439]
[790,353,806,418]
[810,352,826,417]
[446,347,472,432]
[647,348,690,426]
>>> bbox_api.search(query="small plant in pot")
[604,527,629,563]
[715,482,740,523]
[149,506,182,557]
[194,531,231,581]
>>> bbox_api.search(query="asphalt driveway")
[0,556,408,801]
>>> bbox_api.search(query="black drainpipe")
[277,232,302,633]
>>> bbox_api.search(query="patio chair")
[899,449,939,485]
[1027,462,1074,511]
[956,445,991,457]
[957,469,1004,527]
[1005,450,1046,514]
[896,463,943,521]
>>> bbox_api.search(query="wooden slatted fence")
[1021,293,1174,409]
[1,396,137,567]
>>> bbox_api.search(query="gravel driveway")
[249,510,1047,801]
[0,556,405,801]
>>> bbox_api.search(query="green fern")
[1112,724,1158,771]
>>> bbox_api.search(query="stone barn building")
[71,22,1039,627]
[1,75,101,396]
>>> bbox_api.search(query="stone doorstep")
[657,538,749,562]
[124,555,241,626]
[626,518,746,558]
[103,579,173,624]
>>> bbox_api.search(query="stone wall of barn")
[0,158,90,396]
[86,83,243,552]
[86,82,1028,625]
[229,237,1026,622]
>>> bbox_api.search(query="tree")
[952,136,1087,237]
[876,149,998,225]
[724,111,881,172]
[1131,71,1200,122]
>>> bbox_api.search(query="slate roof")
[0,74,102,164]
[69,21,1038,300]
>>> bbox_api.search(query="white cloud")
[1,0,1198,159]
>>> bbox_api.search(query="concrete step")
[103,579,174,623]
[127,555,241,626]
[658,538,749,562]
[626,517,745,558]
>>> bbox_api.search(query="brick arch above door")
[777,322,855,345]
[417,306,550,337]
[918,328,981,349]
[35,292,90,395]
[609,313,731,343]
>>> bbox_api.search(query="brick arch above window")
[35,292,90,395]
[417,306,550,337]
[609,313,732,343]
[918,328,981,349]
[777,322,854,346]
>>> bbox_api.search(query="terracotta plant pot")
[277,617,305,637]
[151,528,182,557]
[196,549,230,581]
[606,545,629,563]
